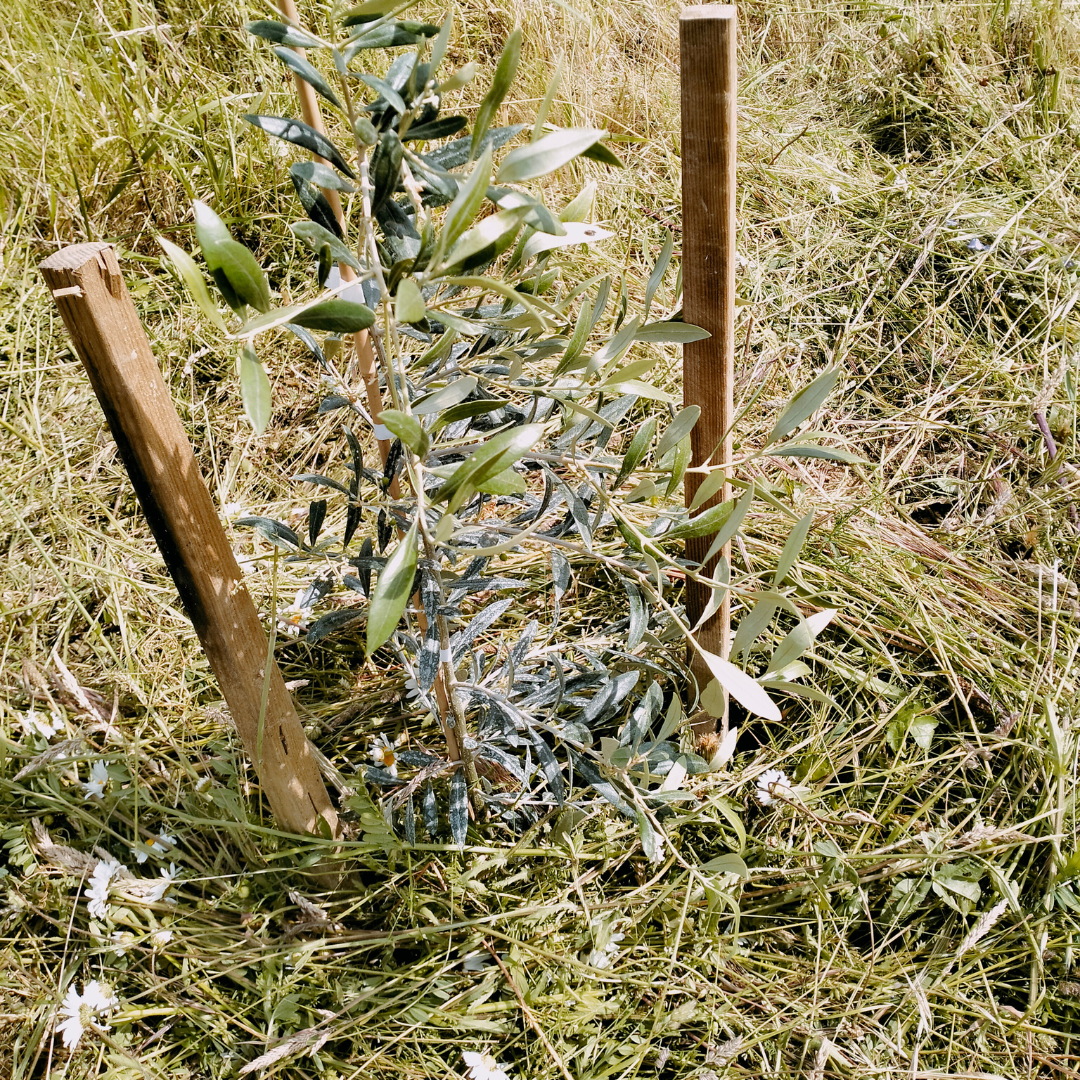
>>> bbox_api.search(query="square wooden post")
[680,5,738,733]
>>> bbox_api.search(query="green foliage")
[138,0,851,885]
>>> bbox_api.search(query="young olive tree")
[160,0,852,850]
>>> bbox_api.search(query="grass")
[3,0,1080,1077]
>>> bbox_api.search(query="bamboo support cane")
[680,5,737,735]
[272,1,462,763]
[40,243,339,840]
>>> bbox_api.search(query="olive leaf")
[496,127,607,183]
[471,27,521,158]
[243,114,356,179]
[156,235,227,331]
[367,520,418,654]
[272,47,342,109]
[239,345,271,434]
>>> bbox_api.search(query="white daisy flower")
[277,588,314,636]
[369,734,400,777]
[755,768,793,807]
[21,709,63,740]
[150,928,174,948]
[85,859,123,920]
[222,501,244,517]
[81,761,110,800]
[54,980,117,1051]
[133,831,176,864]
[463,1050,511,1080]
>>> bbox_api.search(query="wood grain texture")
[680,6,737,729]
[40,243,339,838]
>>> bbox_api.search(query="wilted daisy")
[55,980,117,1051]
[81,761,109,800]
[85,858,124,920]
[110,930,135,956]
[755,768,793,807]
[369,734,402,777]
[149,928,174,949]
[144,863,180,903]
[587,931,625,970]
[463,1050,511,1080]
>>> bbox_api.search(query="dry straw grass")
[3,0,1080,1077]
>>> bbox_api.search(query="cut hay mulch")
[2,1,1080,1077]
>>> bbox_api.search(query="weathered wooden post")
[40,243,339,839]
[680,5,737,733]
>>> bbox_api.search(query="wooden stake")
[275,0,393,473]
[40,243,339,839]
[680,5,737,734]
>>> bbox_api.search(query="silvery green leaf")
[767,367,841,444]
[765,444,865,464]
[402,116,467,142]
[156,235,226,331]
[637,811,663,864]
[379,409,429,457]
[644,230,673,319]
[422,780,439,839]
[767,608,837,674]
[571,752,634,817]
[698,648,781,721]
[620,680,662,749]
[625,581,646,649]
[403,793,416,846]
[423,125,525,171]
[243,114,356,179]
[357,73,407,114]
[700,483,754,564]
[655,405,701,460]
[245,20,323,49]
[613,417,656,488]
[449,768,468,847]
[522,221,613,259]
[239,345,271,434]
[774,510,814,586]
[497,127,606,183]
[272,47,342,109]
[551,548,571,599]
[451,598,514,661]
[290,161,356,193]
[290,299,375,333]
[412,376,477,414]
[235,516,300,550]
[367,521,418,654]
[434,422,544,510]
[471,28,521,158]
[437,205,530,276]
[530,730,564,805]
[731,592,782,662]
[634,319,710,343]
